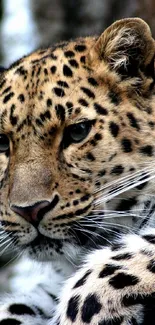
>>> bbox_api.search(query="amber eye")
[63,121,92,148]
[0,134,10,153]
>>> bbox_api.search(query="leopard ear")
[88,18,155,78]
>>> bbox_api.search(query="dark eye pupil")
[63,121,92,149]
[70,123,89,142]
[0,134,10,152]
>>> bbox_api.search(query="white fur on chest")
[0,256,74,297]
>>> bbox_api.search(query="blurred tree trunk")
[30,0,64,47]
[137,0,155,37]
[31,0,137,48]
[1,0,155,65]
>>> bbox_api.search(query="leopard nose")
[10,195,59,226]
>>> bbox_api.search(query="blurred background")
[0,0,155,289]
[0,0,155,67]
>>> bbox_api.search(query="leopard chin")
[23,233,84,273]
[23,222,119,263]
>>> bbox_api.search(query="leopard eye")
[63,121,92,148]
[0,134,10,153]
[69,122,91,142]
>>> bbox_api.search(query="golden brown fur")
[1,17,155,325]
[0,18,155,258]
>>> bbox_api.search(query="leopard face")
[0,18,155,264]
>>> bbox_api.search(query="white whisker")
[74,222,112,245]
[95,166,155,203]
[95,164,155,193]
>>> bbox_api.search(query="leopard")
[1,17,155,325]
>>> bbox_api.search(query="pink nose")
[10,195,59,226]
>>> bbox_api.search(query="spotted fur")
[1,18,155,324]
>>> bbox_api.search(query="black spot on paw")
[73,270,91,288]
[66,295,80,322]
[112,252,133,261]
[142,234,155,244]
[122,290,155,325]
[0,319,21,325]
[81,293,102,323]
[109,272,139,289]
[99,264,121,278]
[147,259,155,273]
[9,304,36,316]
[123,293,143,306]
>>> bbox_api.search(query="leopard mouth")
[30,233,52,246]
[21,213,111,259]
[22,226,92,260]
[22,233,64,260]
[29,233,64,249]
[29,230,89,249]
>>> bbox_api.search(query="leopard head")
[0,18,155,266]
